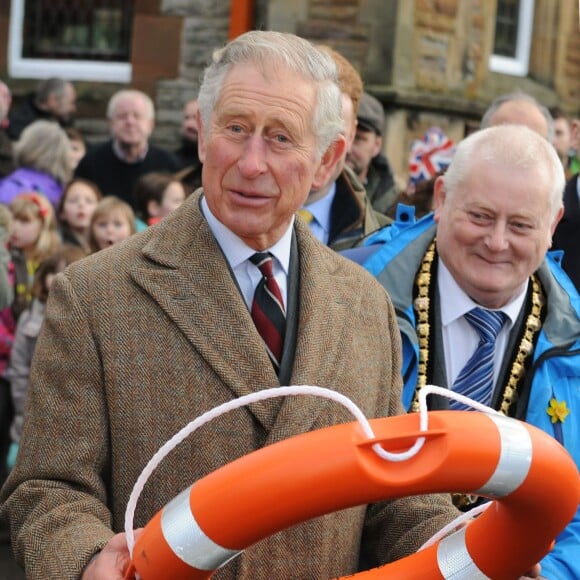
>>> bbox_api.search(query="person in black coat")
[74,89,180,210]
[0,81,14,178]
[174,98,203,193]
[552,174,580,291]
[7,78,76,141]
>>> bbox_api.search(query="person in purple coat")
[0,120,72,210]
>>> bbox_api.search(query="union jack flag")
[408,127,456,186]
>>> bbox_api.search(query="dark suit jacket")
[553,175,580,292]
[1,193,456,578]
[74,140,181,208]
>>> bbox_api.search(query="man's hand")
[82,530,142,580]
[519,564,544,579]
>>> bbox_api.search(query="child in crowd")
[64,127,87,171]
[0,193,60,460]
[0,204,12,309]
[7,193,60,321]
[0,204,13,486]
[133,171,189,229]
[89,196,136,253]
[5,244,87,471]
[58,178,102,253]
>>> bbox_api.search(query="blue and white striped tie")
[450,307,506,410]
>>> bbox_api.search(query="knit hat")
[408,127,456,186]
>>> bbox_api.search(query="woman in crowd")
[0,120,72,210]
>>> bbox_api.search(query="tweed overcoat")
[1,193,456,579]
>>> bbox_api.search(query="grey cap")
[357,92,384,135]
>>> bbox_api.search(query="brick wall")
[3,0,577,182]
[153,0,230,150]
[77,0,231,150]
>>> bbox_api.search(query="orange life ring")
[126,410,579,579]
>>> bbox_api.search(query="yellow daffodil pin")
[547,398,570,424]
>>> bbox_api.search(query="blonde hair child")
[89,196,136,253]
[8,193,60,319]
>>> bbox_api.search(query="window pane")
[494,0,520,58]
[22,0,134,62]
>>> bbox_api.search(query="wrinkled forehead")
[113,97,150,118]
[219,62,317,109]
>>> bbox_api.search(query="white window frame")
[489,0,535,77]
[8,0,132,82]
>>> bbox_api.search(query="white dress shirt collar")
[201,196,292,308]
[437,257,528,387]
[301,181,336,244]
[438,258,526,327]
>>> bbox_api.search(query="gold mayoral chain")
[410,240,545,416]
[411,241,545,509]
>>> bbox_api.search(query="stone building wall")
[153,0,231,149]
[59,0,232,151]
[3,0,580,184]
[266,0,580,184]
[266,0,496,182]
[153,0,580,182]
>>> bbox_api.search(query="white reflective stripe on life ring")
[437,526,490,579]
[161,485,242,570]
[476,414,533,498]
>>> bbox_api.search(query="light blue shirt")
[301,182,337,245]
[437,258,526,387]
[201,196,292,309]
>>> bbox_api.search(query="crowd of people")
[0,79,199,496]
[0,29,577,579]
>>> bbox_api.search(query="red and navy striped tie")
[250,252,286,371]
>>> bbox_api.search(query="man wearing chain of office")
[347,124,580,580]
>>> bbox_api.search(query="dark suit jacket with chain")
[0,192,456,578]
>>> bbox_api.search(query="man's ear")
[197,109,206,163]
[432,175,447,222]
[311,136,347,190]
[372,135,383,158]
[550,205,564,235]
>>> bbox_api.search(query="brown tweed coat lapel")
[129,194,352,438]
[266,219,358,444]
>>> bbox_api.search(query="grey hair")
[443,124,564,219]
[481,91,555,142]
[14,120,72,185]
[106,89,155,121]
[197,30,343,158]
[35,77,71,106]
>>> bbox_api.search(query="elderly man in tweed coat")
[0,32,458,578]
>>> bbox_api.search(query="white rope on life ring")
[124,385,579,579]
